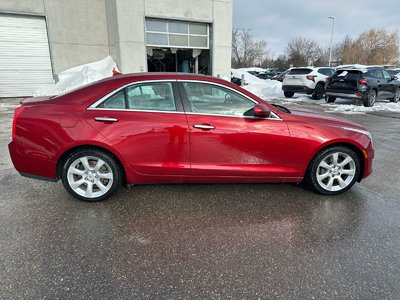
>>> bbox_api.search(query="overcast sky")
[232,0,399,58]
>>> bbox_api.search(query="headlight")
[341,127,373,145]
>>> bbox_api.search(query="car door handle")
[193,124,215,130]
[95,117,119,122]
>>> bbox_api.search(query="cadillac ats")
[9,73,374,201]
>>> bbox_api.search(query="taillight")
[306,75,316,82]
[325,76,331,84]
[12,106,26,141]
[358,78,368,85]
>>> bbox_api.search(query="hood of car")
[285,107,367,130]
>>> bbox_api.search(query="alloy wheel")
[316,152,356,192]
[67,156,114,198]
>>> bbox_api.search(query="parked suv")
[282,67,334,100]
[325,67,400,107]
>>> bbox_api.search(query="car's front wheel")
[61,148,122,202]
[284,91,294,98]
[306,146,361,195]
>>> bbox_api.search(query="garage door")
[0,14,54,97]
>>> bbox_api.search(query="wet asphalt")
[1,99,400,299]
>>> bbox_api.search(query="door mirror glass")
[254,104,271,118]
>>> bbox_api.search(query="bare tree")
[330,35,353,65]
[342,29,399,65]
[232,28,269,68]
[285,37,322,67]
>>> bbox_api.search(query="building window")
[145,18,209,49]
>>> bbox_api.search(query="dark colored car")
[273,69,290,82]
[256,72,280,80]
[325,67,400,107]
[387,69,400,77]
[9,73,374,202]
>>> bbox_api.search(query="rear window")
[288,68,312,75]
[332,70,363,80]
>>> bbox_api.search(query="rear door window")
[126,82,176,111]
[95,82,177,111]
[97,90,126,109]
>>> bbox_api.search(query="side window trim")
[177,80,281,120]
[88,80,184,112]
[178,80,259,114]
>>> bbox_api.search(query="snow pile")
[33,56,120,96]
[336,64,368,70]
[322,101,400,114]
[238,67,266,73]
[242,81,284,98]
[231,68,284,98]
[231,68,265,84]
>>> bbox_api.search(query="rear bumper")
[282,85,314,94]
[8,141,57,181]
[325,91,363,99]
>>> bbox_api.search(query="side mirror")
[254,103,271,118]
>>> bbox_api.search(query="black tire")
[305,146,361,195]
[312,83,325,100]
[326,96,336,103]
[363,89,376,107]
[284,91,294,98]
[61,148,122,202]
[390,88,400,103]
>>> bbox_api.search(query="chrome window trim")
[87,107,183,114]
[87,107,281,120]
[88,80,176,109]
[185,111,282,120]
[178,80,282,120]
[88,79,282,121]
[178,79,259,104]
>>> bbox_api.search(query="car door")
[85,81,190,176]
[382,69,397,98]
[373,69,390,99]
[179,81,293,178]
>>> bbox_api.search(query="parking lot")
[1,99,400,299]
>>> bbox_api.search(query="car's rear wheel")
[326,96,336,103]
[363,89,376,107]
[312,83,325,100]
[306,146,360,195]
[61,149,121,202]
[390,88,400,103]
[284,91,294,98]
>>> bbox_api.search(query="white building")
[0,0,232,97]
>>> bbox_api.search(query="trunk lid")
[284,68,312,85]
[327,69,364,93]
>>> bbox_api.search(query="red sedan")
[9,73,374,201]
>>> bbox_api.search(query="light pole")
[328,16,335,67]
